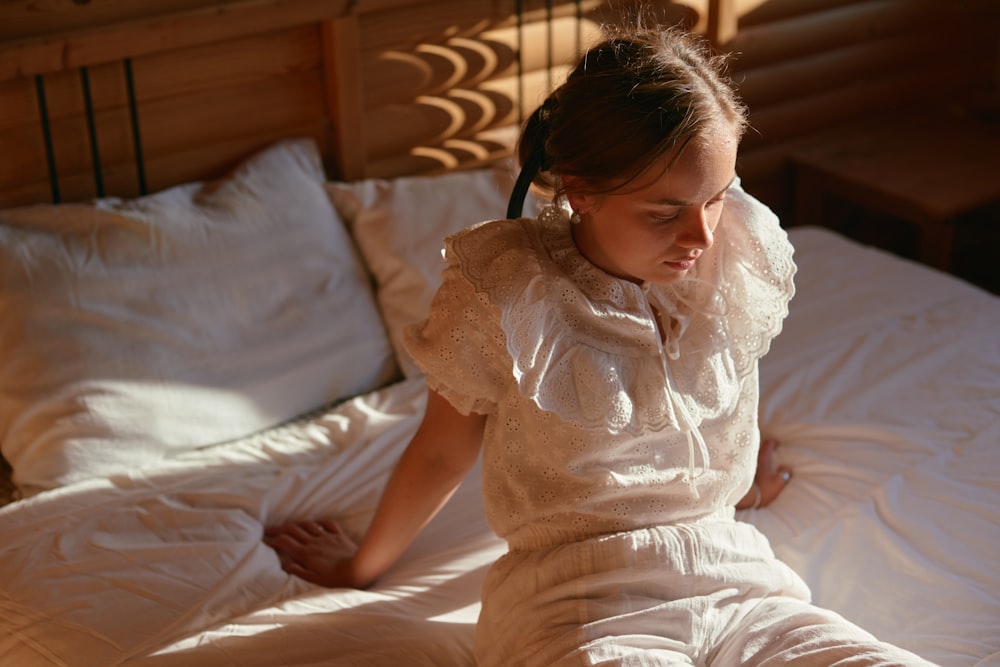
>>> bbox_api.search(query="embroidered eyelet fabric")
[404,184,796,550]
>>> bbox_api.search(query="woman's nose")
[679,209,714,250]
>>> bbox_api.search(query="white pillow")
[327,161,547,377]
[0,139,398,493]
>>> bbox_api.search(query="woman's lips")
[664,257,696,271]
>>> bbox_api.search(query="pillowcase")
[0,139,398,493]
[327,161,547,377]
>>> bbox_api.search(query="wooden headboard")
[0,0,699,209]
[2,0,998,219]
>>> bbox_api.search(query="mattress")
[0,227,997,666]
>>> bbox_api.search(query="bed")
[1,2,998,666]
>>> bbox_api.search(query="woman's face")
[566,124,739,286]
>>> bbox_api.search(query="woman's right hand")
[263,519,364,588]
[263,389,485,591]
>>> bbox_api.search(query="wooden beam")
[321,15,368,181]
[726,0,998,71]
[707,0,739,48]
[0,0,352,82]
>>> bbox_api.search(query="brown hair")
[515,25,747,203]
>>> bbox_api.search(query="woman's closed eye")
[649,208,682,224]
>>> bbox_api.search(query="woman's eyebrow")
[649,175,737,206]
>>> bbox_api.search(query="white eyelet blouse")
[405,183,796,551]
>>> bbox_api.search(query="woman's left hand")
[736,438,792,510]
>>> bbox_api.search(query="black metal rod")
[123,59,148,195]
[516,0,524,127]
[80,66,105,198]
[34,75,61,203]
[546,0,554,92]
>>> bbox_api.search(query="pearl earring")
[570,211,582,224]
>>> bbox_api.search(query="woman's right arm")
[263,388,486,588]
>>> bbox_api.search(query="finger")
[275,549,295,568]
[264,521,310,541]
[319,521,359,549]
[263,532,290,551]
[282,523,316,543]
[282,559,338,588]
[281,559,311,579]
[277,554,317,581]
[758,466,793,505]
[301,521,327,537]
[263,523,291,539]
[319,519,344,534]
[757,438,777,475]
[762,465,792,488]
[265,533,310,559]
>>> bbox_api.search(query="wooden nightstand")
[790,111,1000,271]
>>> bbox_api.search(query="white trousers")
[475,521,937,667]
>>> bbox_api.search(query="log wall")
[1,0,997,218]
[723,0,1000,218]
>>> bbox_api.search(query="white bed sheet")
[0,227,997,666]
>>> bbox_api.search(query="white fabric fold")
[443,182,795,440]
[405,182,796,548]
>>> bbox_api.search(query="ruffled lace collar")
[446,184,795,442]
[534,204,700,360]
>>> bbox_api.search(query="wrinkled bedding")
[0,227,997,666]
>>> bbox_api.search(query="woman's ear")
[566,193,586,215]
[561,176,592,216]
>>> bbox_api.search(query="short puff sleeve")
[403,248,511,416]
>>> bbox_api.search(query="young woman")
[265,25,936,667]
